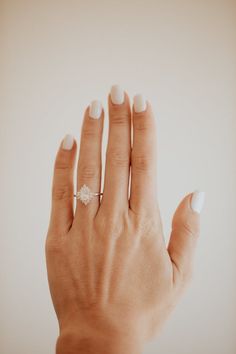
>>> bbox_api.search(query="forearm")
[56,330,144,354]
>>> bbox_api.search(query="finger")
[74,100,104,220]
[101,85,131,210]
[129,95,157,214]
[49,134,77,234]
[168,191,205,284]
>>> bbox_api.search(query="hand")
[45,85,205,354]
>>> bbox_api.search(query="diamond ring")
[74,184,103,205]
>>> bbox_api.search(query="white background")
[1,0,236,353]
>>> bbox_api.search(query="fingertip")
[110,84,125,105]
[132,99,155,128]
[62,134,74,150]
[108,88,131,114]
[172,192,201,235]
[84,103,104,124]
[190,190,205,214]
[133,94,147,113]
[61,134,75,151]
[174,191,205,216]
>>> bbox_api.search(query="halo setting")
[76,184,94,205]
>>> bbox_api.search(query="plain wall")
[1,0,236,353]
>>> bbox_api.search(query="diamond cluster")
[77,184,93,205]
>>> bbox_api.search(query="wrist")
[56,328,144,354]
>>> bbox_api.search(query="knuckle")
[180,220,199,238]
[110,111,130,125]
[45,237,63,255]
[54,159,72,171]
[95,209,127,240]
[82,125,97,139]
[52,184,73,201]
[134,118,152,131]
[79,163,99,180]
[131,154,152,173]
[138,217,160,239]
[106,148,130,167]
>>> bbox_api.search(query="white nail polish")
[110,84,124,104]
[134,94,147,113]
[89,100,102,119]
[191,191,205,213]
[62,134,74,150]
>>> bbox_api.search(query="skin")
[45,91,201,354]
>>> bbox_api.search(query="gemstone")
[77,184,93,205]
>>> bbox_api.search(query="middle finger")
[101,85,131,211]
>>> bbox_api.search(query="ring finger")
[74,100,104,221]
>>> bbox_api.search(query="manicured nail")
[62,134,74,150]
[110,84,124,104]
[191,191,205,213]
[89,100,102,119]
[134,94,147,113]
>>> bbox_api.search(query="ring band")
[74,184,103,205]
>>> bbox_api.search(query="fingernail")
[110,84,124,104]
[134,94,147,113]
[89,100,102,119]
[62,134,74,150]
[191,191,205,213]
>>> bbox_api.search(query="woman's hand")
[45,85,205,354]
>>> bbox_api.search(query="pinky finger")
[48,134,77,235]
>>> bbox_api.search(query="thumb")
[168,191,205,284]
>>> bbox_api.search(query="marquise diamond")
[77,184,93,205]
